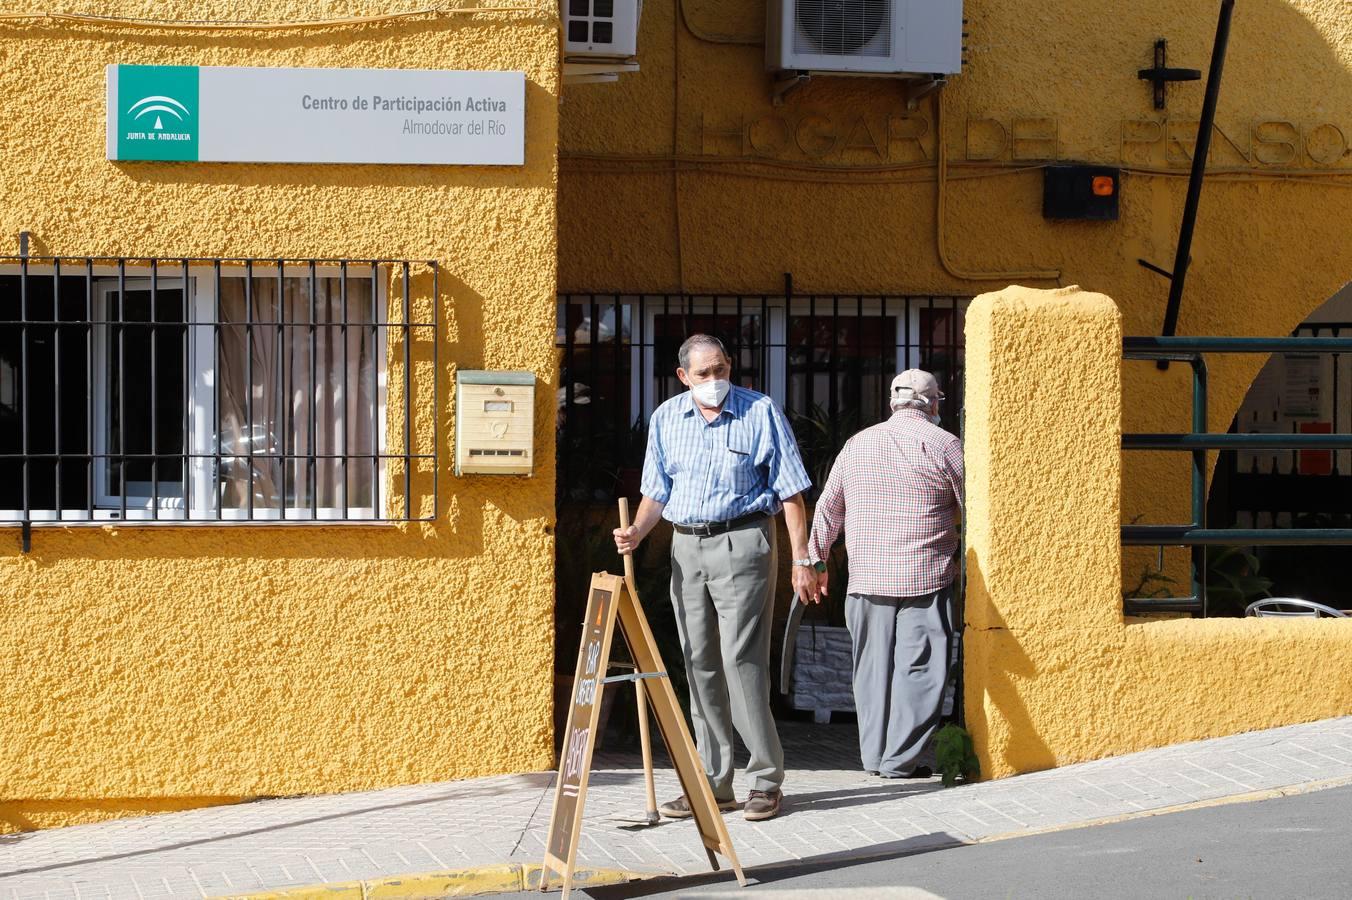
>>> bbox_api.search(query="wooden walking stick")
[619,497,660,826]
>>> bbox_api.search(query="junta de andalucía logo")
[113,65,200,161]
[127,94,191,134]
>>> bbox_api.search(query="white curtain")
[217,276,378,514]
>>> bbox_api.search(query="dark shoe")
[878,765,933,779]
[658,794,737,819]
[743,789,783,821]
[865,769,880,776]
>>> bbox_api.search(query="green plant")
[934,723,980,787]
[788,401,860,490]
[1205,546,1272,616]
[1121,544,1273,617]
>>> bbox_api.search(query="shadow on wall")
[962,549,1056,776]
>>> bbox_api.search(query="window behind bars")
[0,257,439,524]
[556,293,969,503]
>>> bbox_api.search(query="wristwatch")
[793,559,828,573]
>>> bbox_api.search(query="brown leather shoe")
[658,794,738,819]
[743,789,782,821]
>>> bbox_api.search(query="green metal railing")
[1122,336,1352,616]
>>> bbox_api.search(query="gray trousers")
[670,519,784,799]
[845,587,954,776]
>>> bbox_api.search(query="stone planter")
[788,624,855,723]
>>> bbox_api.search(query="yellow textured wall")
[558,0,1352,582]
[964,286,1352,779]
[0,1,560,831]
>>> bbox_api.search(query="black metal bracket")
[904,77,946,110]
[18,233,29,553]
[601,671,668,684]
[1138,39,1201,110]
[772,72,809,107]
[1137,258,1174,280]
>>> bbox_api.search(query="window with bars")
[556,293,969,502]
[0,256,439,525]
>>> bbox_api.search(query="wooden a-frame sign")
[540,571,746,897]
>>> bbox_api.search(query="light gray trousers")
[670,519,784,799]
[845,587,954,776]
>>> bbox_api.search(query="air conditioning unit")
[767,0,962,76]
[564,0,641,60]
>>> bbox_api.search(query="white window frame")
[627,296,957,421]
[92,278,189,513]
[0,263,390,523]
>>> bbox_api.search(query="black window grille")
[0,256,439,531]
[556,292,969,503]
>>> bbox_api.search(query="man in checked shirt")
[806,369,964,779]
[614,334,816,822]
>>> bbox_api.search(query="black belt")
[673,512,768,537]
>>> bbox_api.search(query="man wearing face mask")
[804,369,963,779]
[614,334,814,822]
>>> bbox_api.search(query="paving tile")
[1,718,1351,897]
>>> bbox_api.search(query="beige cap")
[891,369,943,406]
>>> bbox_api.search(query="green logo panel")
[115,65,200,161]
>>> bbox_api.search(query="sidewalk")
[3,717,1352,899]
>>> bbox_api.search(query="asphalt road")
[524,784,1352,899]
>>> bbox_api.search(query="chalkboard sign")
[548,579,618,865]
[541,571,745,898]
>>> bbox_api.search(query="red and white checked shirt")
[808,408,964,597]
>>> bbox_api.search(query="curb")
[217,774,1352,899]
[972,773,1352,845]
[216,863,664,900]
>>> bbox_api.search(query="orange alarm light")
[1091,175,1115,197]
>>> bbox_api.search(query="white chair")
[1245,598,1348,618]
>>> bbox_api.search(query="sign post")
[541,501,745,897]
[618,497,659,828]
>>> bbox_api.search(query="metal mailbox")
[455,370,535,476]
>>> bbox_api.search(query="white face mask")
[691,378,731,409]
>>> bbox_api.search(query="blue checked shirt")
[640,386,812,526]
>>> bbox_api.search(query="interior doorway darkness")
[1207,281,1352,614]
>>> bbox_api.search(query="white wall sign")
[107,64,525,166]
